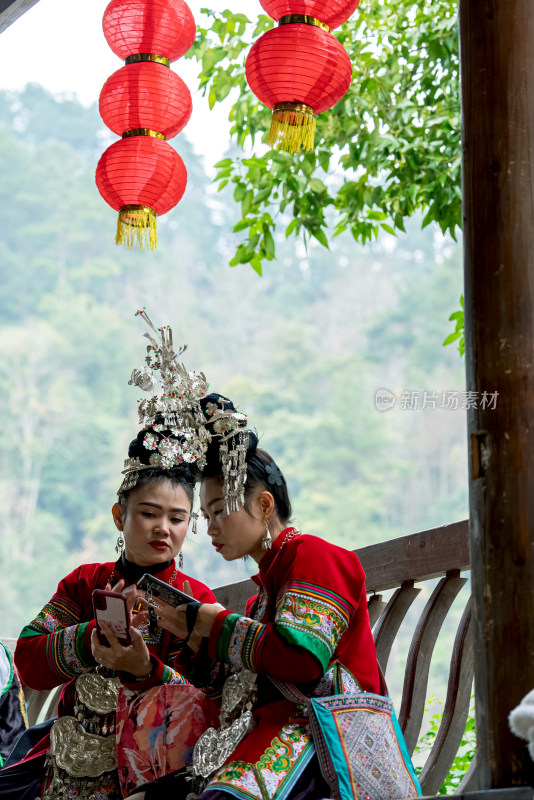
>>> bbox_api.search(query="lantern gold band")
[278,15,330,32]
[122,129,166,139]
[125,53,170,67]
[273,102,315,116]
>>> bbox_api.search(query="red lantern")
[95,135,187,250]
[246,22,352,152]
[99,62,192,138]
[103,0,195,62]
[246,0,358,153]
[259,0,360,30]
[97,0,195,249]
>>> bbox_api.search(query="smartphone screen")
[92,589,131,647]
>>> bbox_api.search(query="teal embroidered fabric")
[309,692,421,800]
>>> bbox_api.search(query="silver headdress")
[119,309,249,514]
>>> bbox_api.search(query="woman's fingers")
[98,619,121,648]
[182,580,193,596]
[131,610,149,628]
[91,628,109,665]
[128,626,146,649]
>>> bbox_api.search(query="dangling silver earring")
[191,511,198,535]
[261,519,272,551]
[115,534,125,555]
[179,551,184,570]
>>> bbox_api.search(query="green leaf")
[443,331,461,346]
[285,218,299,237]
[310,227,329,249]
[263,229,275,259]
[309,178,327,194]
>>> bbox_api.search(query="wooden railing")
[2,519,474,794]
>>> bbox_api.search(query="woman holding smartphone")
[0,426,217,800]
[128,417,383,800]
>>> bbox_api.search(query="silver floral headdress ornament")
[120,309,249,514]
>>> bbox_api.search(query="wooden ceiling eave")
[0,0,40,35]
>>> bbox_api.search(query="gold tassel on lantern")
[268,103,316,154]
[116,205,158,251]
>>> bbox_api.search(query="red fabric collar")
[250,526,299,586]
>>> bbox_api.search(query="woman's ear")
[112,502,124,531]
[258,490,275,519]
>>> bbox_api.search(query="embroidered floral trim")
[226,617,266,672]
[207,719,314,800]
[23,595,81,636]
[46,625,94,682]
[161,664,190,685]
[275,582,354,671]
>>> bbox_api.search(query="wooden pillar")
[460,0,534,789]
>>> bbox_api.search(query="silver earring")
[115,534,125,555]
[179,551,184,570]
[261,520,272,551]
[191,511,198,535]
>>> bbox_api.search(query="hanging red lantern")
[102,0,195,62]
[99,62,192,139]
[246,21,352,153]
[96,136,187,250]
[97,0,195,249]
[245,2,358,153]
[259,0,360,30]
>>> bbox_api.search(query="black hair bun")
[199,392,236,416]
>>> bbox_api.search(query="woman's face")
[200,476,265,563]
[113,479,191,567]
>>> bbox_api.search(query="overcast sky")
[0,0,251,164]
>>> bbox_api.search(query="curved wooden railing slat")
[373,581,421,671]
[418,598,474,794]
[399,570,468,755]
[367,593,387,628]
[457,754,478,792]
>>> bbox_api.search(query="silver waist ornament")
[49,716,117,778]
[191,669,258,781]
[37,673,121,800]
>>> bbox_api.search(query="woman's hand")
[91,621,153,678]
[105,578,144,619]
[141,580,224,643]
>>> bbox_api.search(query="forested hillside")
[0,85,467,640]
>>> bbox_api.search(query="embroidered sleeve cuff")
[82,620,97,663]
[277,624,331,671]
[208,610,236,660]
[119,655,189,689]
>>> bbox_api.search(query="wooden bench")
[2,519,474,794]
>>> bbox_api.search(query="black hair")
[118,425,197,513]
[241,432,292,524]
[201,396,292,524]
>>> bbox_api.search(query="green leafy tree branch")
[187,0,460,275]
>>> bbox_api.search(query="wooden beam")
[0,0,40,34]
[356,520,469,592]
[460,0,534,788]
